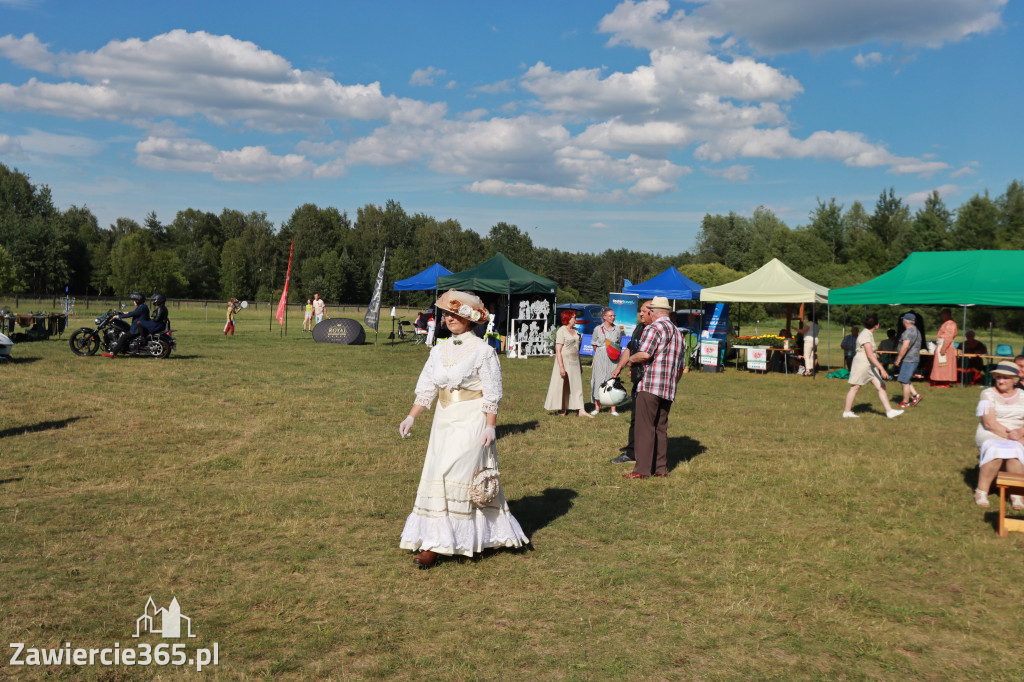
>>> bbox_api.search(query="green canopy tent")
[829,250,1024,306]
[437,253,558,343]
[830,250,1024,384]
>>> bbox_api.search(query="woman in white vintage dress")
[398,290,529,568]
[973,360,1024,509]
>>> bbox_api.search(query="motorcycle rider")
[102,292,149,357]
[142,293,169,334]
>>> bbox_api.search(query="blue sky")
[0,0,1019,254]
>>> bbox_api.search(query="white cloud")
[576,120,693,155]
[474,79,515,94]
[853,52,885,68]
[410,66,446,86]
[590,222,611,229]
[466,180,592,201]
[695,127,948,175]
[0,33,56,72]
[906,184,960,206]
[0,30,447,131]
[17,128,103,156]
[599,0,1007,55]
[951,162,978,178]
[135,136,315,183]
[0,133,23,155]
[704,164,753,181]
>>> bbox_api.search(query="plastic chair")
[996,344,1013,357]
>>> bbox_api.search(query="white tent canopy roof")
[699,258,829,304]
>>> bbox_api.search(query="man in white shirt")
[312,293,326,325]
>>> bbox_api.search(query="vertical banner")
[609,293,639,339]
[276,238,294,326]
[364,248,387,331]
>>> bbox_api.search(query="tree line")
[1,162,1022,326]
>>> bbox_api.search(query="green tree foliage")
[950,192,999,251]
[0,243,16,292]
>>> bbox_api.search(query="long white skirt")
[400,398,529,557]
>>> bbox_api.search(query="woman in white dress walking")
[397,290,529,568]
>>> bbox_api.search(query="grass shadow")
[497,420,538,438]
[0,416,84,439]
[961,465,980,492]
[507,487,578,538]
[0,477,23,485]
[667,436,706,472]
[1,356,41,364]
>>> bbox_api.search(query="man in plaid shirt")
[624,296,684,478]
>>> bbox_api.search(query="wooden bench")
[995,472,1024,537]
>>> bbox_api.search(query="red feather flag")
[275,238,294,326]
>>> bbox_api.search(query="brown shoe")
[622,472,649,479]
[413,550,439,568]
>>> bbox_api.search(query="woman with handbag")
[589,307,623,416]
[397,290,529,569]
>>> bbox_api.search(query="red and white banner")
[275,238,294,326]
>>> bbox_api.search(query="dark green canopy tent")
[437,253,556,295]
[437,253,557,347]
[830,251,1024,306]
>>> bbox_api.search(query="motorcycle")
[69,308,175,359]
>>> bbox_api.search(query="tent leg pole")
[827,306,831,372]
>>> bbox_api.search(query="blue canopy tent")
[393,263,453,291]
[623,267,704,300]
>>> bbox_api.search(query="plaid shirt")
[636,315,684,401]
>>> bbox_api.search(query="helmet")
[150,293,166,305]
[597,378,628,406]
[129,292,144,304]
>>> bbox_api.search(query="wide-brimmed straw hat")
[991,360,1020,377]
[649,296,671,310]
[434,289,489,324]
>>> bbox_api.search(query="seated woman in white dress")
[397,290,529,568]
[973,360,1024,509]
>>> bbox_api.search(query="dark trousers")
[622,386,639,457]
[634,391,672,476]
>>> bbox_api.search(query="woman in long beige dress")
[544,310,591,417]
[930,308,958,386]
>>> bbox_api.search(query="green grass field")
[2,302,1023,680]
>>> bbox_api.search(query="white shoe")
[610,410,620,416]
[886,409,904,419]
[589,409,599,416]
[975,489,990,507]
[842,411,859,418]
[1012,494,1024,511]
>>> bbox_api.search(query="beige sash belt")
[438,387,483,408]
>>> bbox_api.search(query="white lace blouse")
[414,332,503,414]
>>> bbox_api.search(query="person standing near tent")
[544,309,591,417]
[893,313,924,408]
[841,326,858,369]
[623,297,684,478]
[610,300,652,464]
[930,308,958,387]
[799,315,819,377]
[590,308,622,416]
[842,315,903,419]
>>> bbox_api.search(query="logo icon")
[133,597,196,639]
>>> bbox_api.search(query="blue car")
[555,303,604,335]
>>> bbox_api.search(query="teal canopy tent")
[829,251,1024,306]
